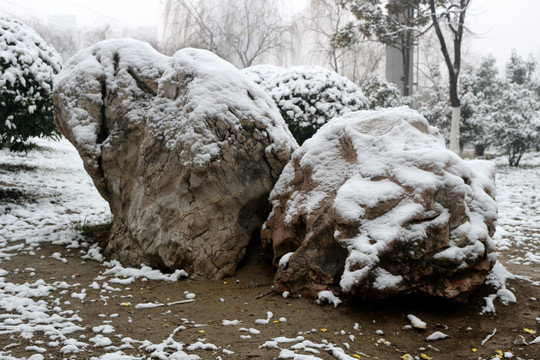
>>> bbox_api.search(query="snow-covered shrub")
[359,74,402,109]
[243,65,368,144]
[0,15,62,151]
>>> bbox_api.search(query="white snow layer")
[268,107,497,292]
[53,39,296,170]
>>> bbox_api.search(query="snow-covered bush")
[359,74,402,109]
[243,65,368,144]
[0,15,62,151]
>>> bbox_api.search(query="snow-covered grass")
[0,138,539,359]
[490,152,540,272]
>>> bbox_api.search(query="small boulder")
[54,39,297,278]
[262,107,497,300]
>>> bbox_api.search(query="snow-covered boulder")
[243,65,368,145]
[53,39,297,278]
[262,107,497,300]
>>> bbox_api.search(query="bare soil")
[1,237,539,360]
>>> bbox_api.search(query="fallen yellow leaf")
[524,328,537,334]
[321,328,328,332]
[420,354,432,360]
[353,354,361,359]
[472,348,478,352]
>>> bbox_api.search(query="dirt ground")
[1,236,539,360]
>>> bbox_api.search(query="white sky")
[468,0,540,66]
[0,0,161,28]
[1,0,539,67]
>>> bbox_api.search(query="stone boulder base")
[262,107,497,300]
[54,39,297,279]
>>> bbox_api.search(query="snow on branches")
[0,14,62,151]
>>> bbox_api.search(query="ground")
[0,139,539,360]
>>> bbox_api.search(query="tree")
[0,15,62,151]
[360,74,402,109]
[243,64,369,144]
[306,0,384,84]
[505,49,536,86]
[490,52,540,166]
[418,52,540,165]
[428,0,470,154]
[23,17,80,61]
[334,0,432,96]
[83,23,114,48]
[162,0,290,68]
[491,83,539,166]
[456,56,499,155]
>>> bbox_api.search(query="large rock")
[262,107,497,300]
[53,39,297,278]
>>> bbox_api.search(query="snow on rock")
[54,39,297,279]
[279,252,294,267]
[262,107,497,300]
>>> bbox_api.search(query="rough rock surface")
[53,39,297,278]
[262,107,497,300]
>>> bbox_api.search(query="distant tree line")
[3,0,539,166]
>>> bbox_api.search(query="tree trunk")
[474,143,486,156]
[450,106,461,154]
